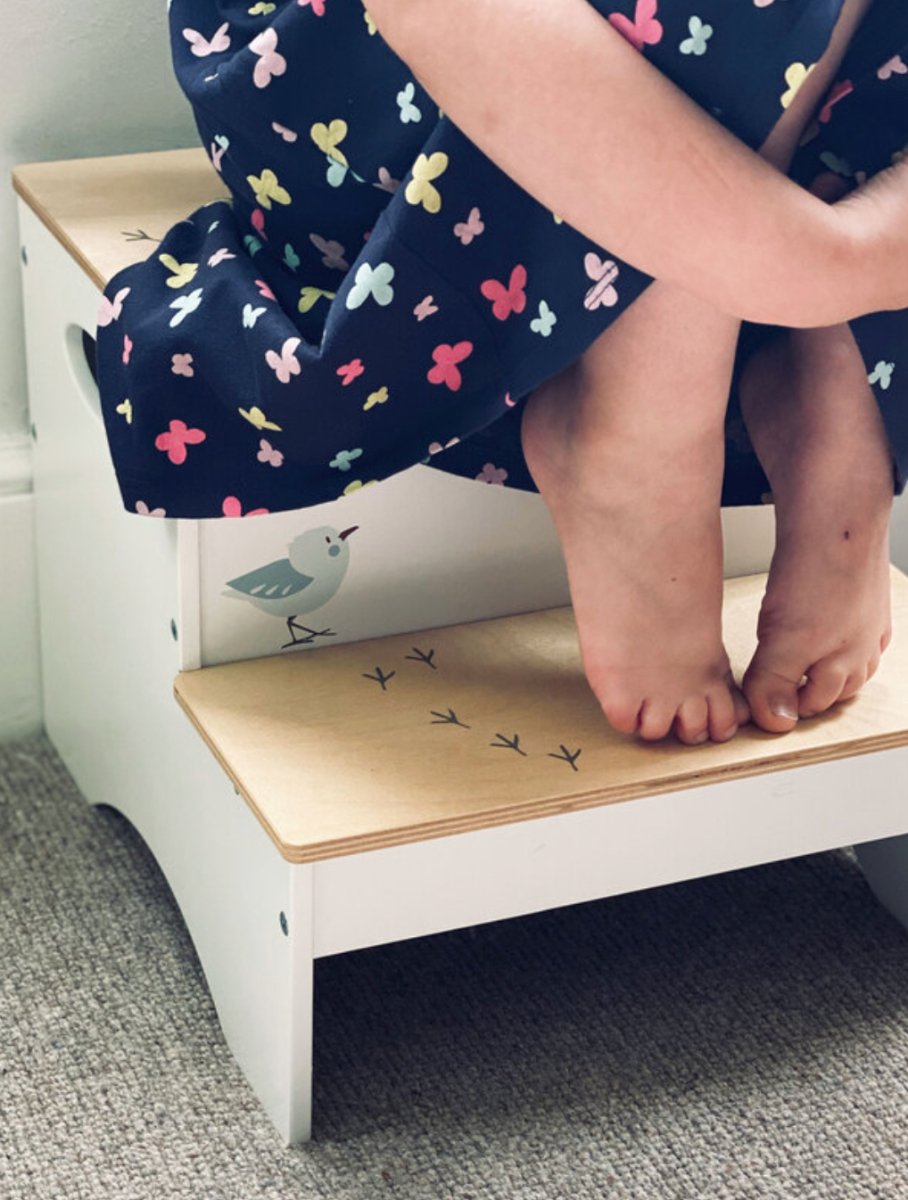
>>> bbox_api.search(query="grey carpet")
[3,732,908,1200]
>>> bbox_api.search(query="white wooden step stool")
[13,149,908,1146]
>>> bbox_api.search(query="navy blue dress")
[95,0,908,519]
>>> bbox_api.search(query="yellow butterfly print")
[116,398,133,424]
[158,254,199,289]
[310,120,349,166]
[404,152,449,214]
[552,212,564,225]
[363,385,389,411]
[248,1,276,11]
[298,286,337,313]
[781,62,815,109]
[238,405,283,432]
[342,479,378,496]
[363,9,377,34]
[246,168,291,209]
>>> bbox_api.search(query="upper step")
[13,148,222,289]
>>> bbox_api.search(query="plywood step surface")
[173,570,908,864]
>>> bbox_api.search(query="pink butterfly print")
[171,353,195,378]
[272,122,299,143]
[265,337,302,383]
[413,295,439,321]
[298,0,326,13]
[255,279,276,300]
[309,233,349,270]
[182,22,231,57]
[122,334,133,365]
[818,79,853,123]
[476,463,508,485]
[337,358,365,386]
[155,419,206,465]
[374,167,400,193]
[427,341,474,392]
[428,437,461,455]
[210,140,227,173]
[607,0,663,52]
[250,28,287,89]
[257,439,284,467]
[480,264,528,321]
[135,501,167,517]
[453,207,485,245]
[752,0,775,7]
[251,209,267,240]
[97,287,130,327]
[503,392,517,407]
[878,55,908,81]
[222,496,270,517]
[207,247,236,267]
[583,253,620,310]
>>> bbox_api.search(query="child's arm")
[367,0,904,328]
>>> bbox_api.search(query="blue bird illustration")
[222,524,358,648]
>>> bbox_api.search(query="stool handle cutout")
[64,325,103,427]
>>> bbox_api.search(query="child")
[96,0,908,743]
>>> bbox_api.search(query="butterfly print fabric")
[95,0,908,519]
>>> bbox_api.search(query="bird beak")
[338,525,358,540]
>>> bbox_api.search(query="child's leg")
[738,321,893,732]
[521,0,876,744]
[521,283,743,745]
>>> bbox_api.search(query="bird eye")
[325,535,331,543]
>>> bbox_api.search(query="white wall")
[1,0,198,738]
[3,0,198,439]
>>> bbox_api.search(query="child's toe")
[637,698,677,742]
[742,658,801,733]
[798,660,850,719]
[674,696,709,745]
[706,683,740,743]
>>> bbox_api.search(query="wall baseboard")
[0,490,42,741]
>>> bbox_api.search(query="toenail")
[719,724,738,742]
[770,701,798,722]
[690,731,709,745]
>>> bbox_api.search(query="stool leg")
[854,836,908,932]
[282,864,315,1145]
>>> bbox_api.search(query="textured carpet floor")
[3,732,908,1199]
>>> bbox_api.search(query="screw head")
[170,618,178,641]
[279,911,289,936]
[30,422,37,442]
[20,246,28,267]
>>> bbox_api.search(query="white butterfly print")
[168,288,204,328]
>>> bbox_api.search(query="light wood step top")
[13,148,223,290]
[173,569,908,865]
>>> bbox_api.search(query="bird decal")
[222,524,358,647]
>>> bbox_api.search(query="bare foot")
[521,362,748,745]
[737,325,893,732]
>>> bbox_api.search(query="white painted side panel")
[313,747,908,957]
[199,470,571,664]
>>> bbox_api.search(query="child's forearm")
[367,0,891,328]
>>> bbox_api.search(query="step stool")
[13,149,908,1146]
